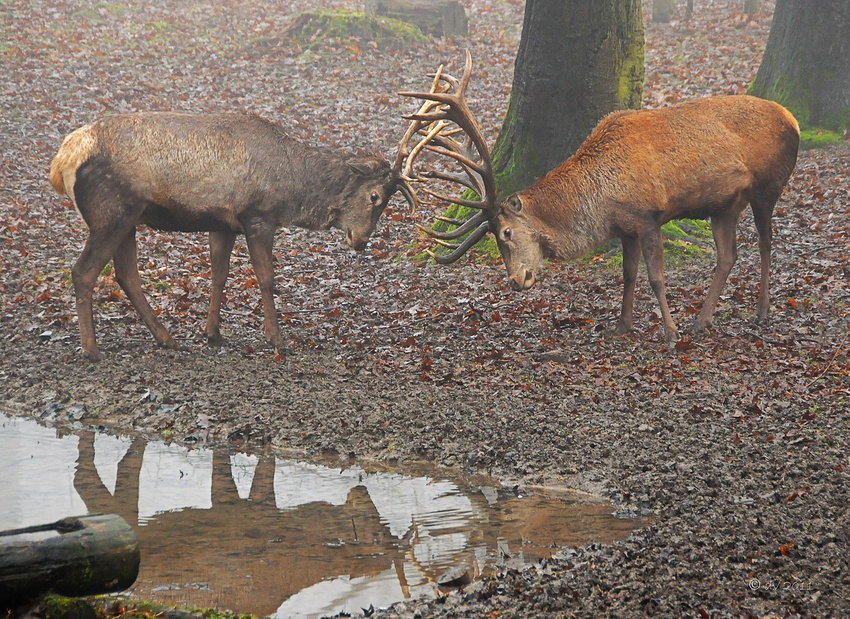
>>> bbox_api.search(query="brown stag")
[50,112,418,360]
[400,51,800,345]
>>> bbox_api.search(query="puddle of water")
[0,413,647,617]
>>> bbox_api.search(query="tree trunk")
[0,514,139,609]
[652,0,675,22]
[743,0,760,14]
[491,0,644,195]
[748,0,850,131]
[686,0,694,20]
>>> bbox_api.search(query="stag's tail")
[50,124,96,199]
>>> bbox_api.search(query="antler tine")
[424,131,486,195]
[391,65,453,211]
[421,169,477,193]
[398,51,498,263]
[419,186,490,210]
[424,219,491,265]
[402,119,450,180]
[415,210,490,240]
[392,64,448,176]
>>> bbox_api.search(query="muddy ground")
[1,0,849,617]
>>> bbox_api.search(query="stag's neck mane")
[519,153,613,261]
[289,148,366,230]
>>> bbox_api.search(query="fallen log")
[0,514,139,609]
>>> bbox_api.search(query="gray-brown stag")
[50,112,417,360]
[400,51,800,344]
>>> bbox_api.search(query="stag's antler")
[397,50,499,264]
[392,65,450,211]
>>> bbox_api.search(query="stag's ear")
[505,194,523,213]
[347,158,388,177]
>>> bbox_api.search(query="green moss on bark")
[616,2,645,109]
[748,64,849,133]
[748,73,816,128]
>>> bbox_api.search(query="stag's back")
[531,95,799,226]
[50,113,335,229]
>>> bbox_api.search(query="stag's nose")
[345,231,368,252]
[509,269,535,291]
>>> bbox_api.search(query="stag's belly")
[140,201,242,233]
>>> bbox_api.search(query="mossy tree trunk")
[748,0,850,131]
[490,0,644,196]
[652,0,675,22]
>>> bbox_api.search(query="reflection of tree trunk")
[652,0,674,22]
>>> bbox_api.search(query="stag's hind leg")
[694,193,749,330]
[751,197,775,323]
[640,227,679,345]
[205,230,237,346]
[72,227,132,361]
[112,227,178,351]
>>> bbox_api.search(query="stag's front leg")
[616,236,640,335]
[205,230,237,346]
[640,227,679,345]
[243,222,285,354]
[751,197,774,323]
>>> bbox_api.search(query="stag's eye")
[370,191,380,204]
[502,227,512,241]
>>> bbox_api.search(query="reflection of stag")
[70,428,625,616]
[72,434,408,616]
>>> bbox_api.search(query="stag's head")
[336,156,416,251]
[398,50,544,291]
[490,194,545,291]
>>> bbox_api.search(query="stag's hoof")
[752,313,770,325]
[206,333,225,348]
[83,349,102,362]
[158,338,185,352]
[691,318,712,332]
[663,329,681,349]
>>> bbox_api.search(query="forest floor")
[1,0,849,617]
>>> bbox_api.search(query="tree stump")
[365,0,468,37]
[743,0,760,14]
[0,514,140,609]
[652,0,674,22]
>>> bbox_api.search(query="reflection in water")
[0,415,86,529]
[230,453,258,500]
[0,413,647,618]
[138,441,213,524]
[93,433,133,496]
